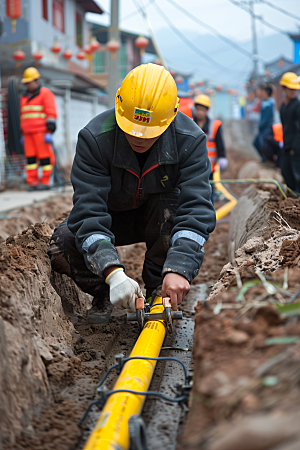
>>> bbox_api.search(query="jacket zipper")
[126,163,159,208]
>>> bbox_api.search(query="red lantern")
[63,49,72,60]
[197,80,204,86]
[135,35,149,56]
[176,75,184,85]
[12,48,25,68]
[33,51,43,61]
[278,59,284,68]
[189,83,195,90]
[77,50,85,60]
[107,39,121,59]
[90,37,100,52]
[84,44,93,55]
[6,0,22,32]
[51,40,61,54]
[216,85,223,92]
[170,71,176,77]
[226,88,232,94]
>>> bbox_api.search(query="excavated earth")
[1,138,300,450]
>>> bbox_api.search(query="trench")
[2,121,300,450]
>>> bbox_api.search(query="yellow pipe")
[213,164,238,220]
[83,296,166,450]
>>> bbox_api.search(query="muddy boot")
[87,294,113,324]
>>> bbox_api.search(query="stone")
[226,330,249,345]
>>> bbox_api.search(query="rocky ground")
[1,121,300,450]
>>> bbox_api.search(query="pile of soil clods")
[0,222,91,449]
[0,192,73,242]
[178,266,300,450]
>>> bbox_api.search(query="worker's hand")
[20,136,25,146]
[162,273,190,311]
[44,132,53,144]
[105,268,144,311]
[218,157,228,170]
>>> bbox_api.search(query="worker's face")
[283,87,299,101]
[195,104,208,122]
[24,79,39,93]
[124,132,159,153]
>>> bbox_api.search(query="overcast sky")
[88,1,299,88]
[89,0,300,41]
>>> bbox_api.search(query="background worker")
[279,72,300,193]
[193,94,228,200]
[48,63,216,324]
[253,85,275,160]
[260,123,283,169]
[20,67,57,190]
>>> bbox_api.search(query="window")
[42,0,48,20]
[53,0,64,33]
[76,12,82,47]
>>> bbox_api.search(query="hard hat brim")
[116,111,171,139]
[279,80,300,90]
[21,75,40,84]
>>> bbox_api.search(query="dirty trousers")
[48,192,179,298]
[281,151,300,194]
[24,133,55,186]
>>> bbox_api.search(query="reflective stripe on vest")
[41,165,53,171]
[26,163,38,170]
[206,119,222,172]
[21,113,47,119]
[272,123,283,143]
[21,105,44,112]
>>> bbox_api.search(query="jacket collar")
[113,123,178,175]
[26,85,41,102]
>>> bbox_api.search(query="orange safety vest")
[206,119,222,173]
[272,123,283,143]
[20,87,57,134]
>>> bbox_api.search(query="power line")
[227,0,289,36]
[165,0,254,59]
[122,0,154,22]
[259,0,300,22]
[151,1,245,73]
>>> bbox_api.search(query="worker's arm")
[215,124,226,158]
[292,102,300,153]
[67,127,125,276]
[43,88,57,133]
[162,132,216,285]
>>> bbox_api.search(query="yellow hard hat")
[22,67,40,84]
[194,94,211,108]
[115,63,179,139]
[279,72,300,90]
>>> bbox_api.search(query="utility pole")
[108,0,120,108]
[249,0,258,80]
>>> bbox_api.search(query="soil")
[178,265,300,450]
[0,192,73,242]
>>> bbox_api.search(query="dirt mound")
[178,265,300,450]
[0,222,90,448]
[0,192,73,242]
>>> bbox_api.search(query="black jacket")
[197,117,226,158]
[280,98,300,153]
[67,109,216,283]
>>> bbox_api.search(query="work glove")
[105,268,144,312]
[20,136,25,145]
[44,132,53,144]
[218,157,228,170]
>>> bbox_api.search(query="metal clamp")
[129,415,148,450]
[127,297,182,333]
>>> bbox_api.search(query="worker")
[20,67,57,190]
[260,123,283,169]
[253,85,275,160]
[47,63,216,324]
[279,72,300,193]
[193,94,227,201]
